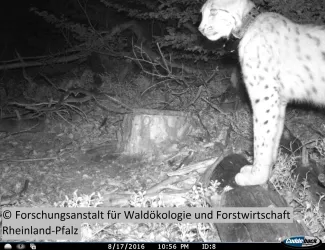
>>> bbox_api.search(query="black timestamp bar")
[0,242,307,250]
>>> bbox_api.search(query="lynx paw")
[235,165,269,186]
[239,165,253,173]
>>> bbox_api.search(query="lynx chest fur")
[199,0,325,186]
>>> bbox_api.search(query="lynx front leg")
[272,101,287,161]
[235,82,285,186]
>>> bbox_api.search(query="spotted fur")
[199,0,325,186]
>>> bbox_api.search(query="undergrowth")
[53,181,220,242]
[50,135,325,242]
[271,144,325,241]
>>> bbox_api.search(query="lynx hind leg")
[235,77,285,186]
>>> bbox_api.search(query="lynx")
[199,0,325,186]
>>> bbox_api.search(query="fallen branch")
[99,156,221,207]
[0,51,88,71]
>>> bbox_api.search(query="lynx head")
[198,0,255,41]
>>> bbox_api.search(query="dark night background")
[0,0,49,60]
[0,0,135,60]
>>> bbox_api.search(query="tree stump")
[117,109,195,156]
